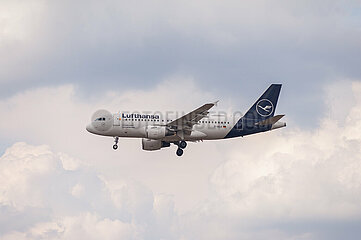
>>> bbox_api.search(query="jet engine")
[145,126,175,139]
[142,138,171,151]
[91,109,113,132]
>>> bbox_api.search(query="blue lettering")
[121,113,160,119]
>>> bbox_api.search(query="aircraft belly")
[114,125,146,138]
[202,128,230,140]
[123,129,145,138]
[162,128,230,141]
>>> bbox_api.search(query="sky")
[1,0,361,239]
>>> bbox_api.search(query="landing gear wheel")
[113,136,119,150]
[179,141,187,149]
[176,148,184,156]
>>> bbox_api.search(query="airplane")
[86,84,286,156]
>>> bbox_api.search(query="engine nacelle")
[142,138,171,151]
[146,126,174,139]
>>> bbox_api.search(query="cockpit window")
[95,117,106,121]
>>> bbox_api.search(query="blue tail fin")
[243,84,282,121]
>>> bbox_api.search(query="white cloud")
[2,213,141,240]
[58,152,82,171]
[0,141,174,239]
[70,183,84,198]
[0,142,59,210]
[101,176,154,221]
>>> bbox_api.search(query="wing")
[167,101,218,131]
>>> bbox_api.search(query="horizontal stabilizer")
[255,115,285,126]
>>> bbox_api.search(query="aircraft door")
[113,113,120,126]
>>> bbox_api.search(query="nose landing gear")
[113,137,119,150]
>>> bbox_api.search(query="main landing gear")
[179,140,187,149]
[113,136,119,150]
[176,141,187,156]
[176,148,183,156]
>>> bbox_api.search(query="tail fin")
[243,84,282,121]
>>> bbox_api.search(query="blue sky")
[1,1,361,239]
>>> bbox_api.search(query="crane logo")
[256,99,274,117]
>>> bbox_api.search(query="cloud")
[2,213,142,240]
[0,142,177,240]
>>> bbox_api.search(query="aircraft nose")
[86,124,94,133]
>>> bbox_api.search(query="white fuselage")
[86,111,238,141]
